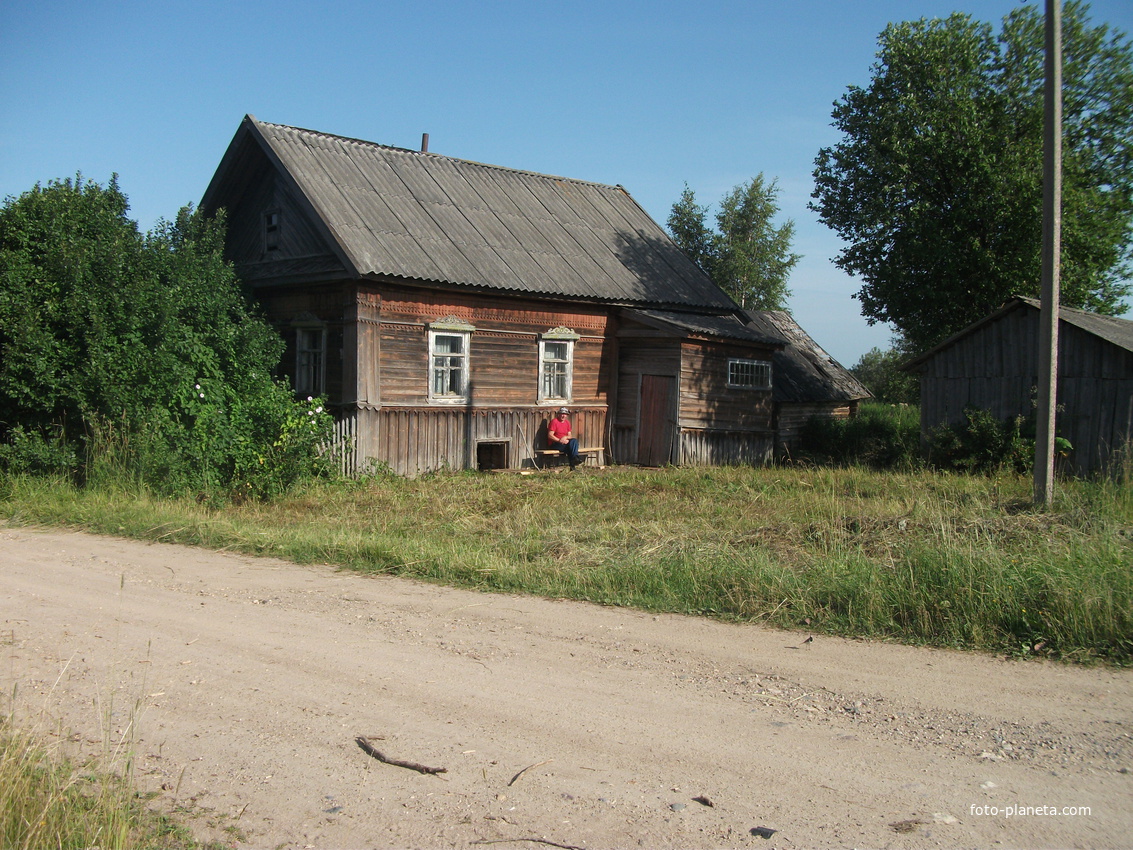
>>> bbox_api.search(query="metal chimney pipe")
[421,133,429,153]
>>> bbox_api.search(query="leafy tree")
[811,2,1133,352]
[667,185,715,274]
[0,176,332,498]
[667,175,801,310]
[850,345,919,405]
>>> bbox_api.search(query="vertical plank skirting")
[678,429,774,467]
[333,407,609,476]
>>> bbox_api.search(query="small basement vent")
[476,441,508,471]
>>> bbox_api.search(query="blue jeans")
[555,438,581,466]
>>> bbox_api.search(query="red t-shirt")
[548,417,572,446]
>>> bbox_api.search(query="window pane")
[544,341,568,361]
[729,359,770,389]
[543,361,567,398]
[433,358,462,395]
[435,334,463,354]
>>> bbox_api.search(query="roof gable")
[203,116,737,311]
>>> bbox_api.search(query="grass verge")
[0,715,211,850]
[2,464,1130,662]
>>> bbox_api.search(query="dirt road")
[1,526,1129,849]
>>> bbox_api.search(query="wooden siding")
[679,429,774,467]
[334,406,607,476]
[614,339,679,420]
[613,337,680,464]
[676,341,776,467]
[613,336,777,467]
[223,163,346,283]
[776,402,854,454]
[255,283,351,401]
[679,340,774,432]
[917,307,1133,476]
[375,285,610,409]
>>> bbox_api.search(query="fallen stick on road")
[355,736,447,775]
[507,758,553,786]
[471,838,585,850]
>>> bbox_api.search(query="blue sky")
[2,0,1131,368]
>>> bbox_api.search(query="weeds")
[0,710,207,850]
[798,401,921,468]
[2,464,1130,662]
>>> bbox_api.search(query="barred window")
[727,358,771,389]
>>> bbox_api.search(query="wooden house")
[743,310,871,456]
[201,116,788,475]
[903,297,1133,477]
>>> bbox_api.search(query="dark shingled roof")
[203,116,738,311]
[904,296,1133,369]
[743,311,871,403]
[1016,297,1133,352]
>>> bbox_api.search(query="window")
[541,340,571,399]
[728,358,771,389]
[431,333,467,399]
[294,325,325,396]
[428,320,474,403]
[539,327,578,403]
[264,209,281,252]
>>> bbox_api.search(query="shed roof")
[202,115,738,311]
[904,296,1133,370]
[743,311,872,403]
[626,309,784,346]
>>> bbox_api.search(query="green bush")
[799,402,922,468]
[927,408,1036,474]
[0,425,79,476]
[0,176,334,499]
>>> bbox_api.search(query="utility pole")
[1035,0,1061,505]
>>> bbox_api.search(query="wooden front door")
[638,374,675,466]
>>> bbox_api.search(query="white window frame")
[538,328,578,403]
[293,321,326,397]
[428,318,475,404]
[727,358,772,390]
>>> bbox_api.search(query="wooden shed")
[903,297,1133,477]
[201,116,786,475]
[743,310,871,456]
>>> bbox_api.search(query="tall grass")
[0,709,203,850]
[3,463,1130,661]
[798,401,922,468]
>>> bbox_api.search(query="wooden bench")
[534,447,605,469]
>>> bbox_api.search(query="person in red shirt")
[548,407,583,470]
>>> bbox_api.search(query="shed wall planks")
[915,303,1133,477]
